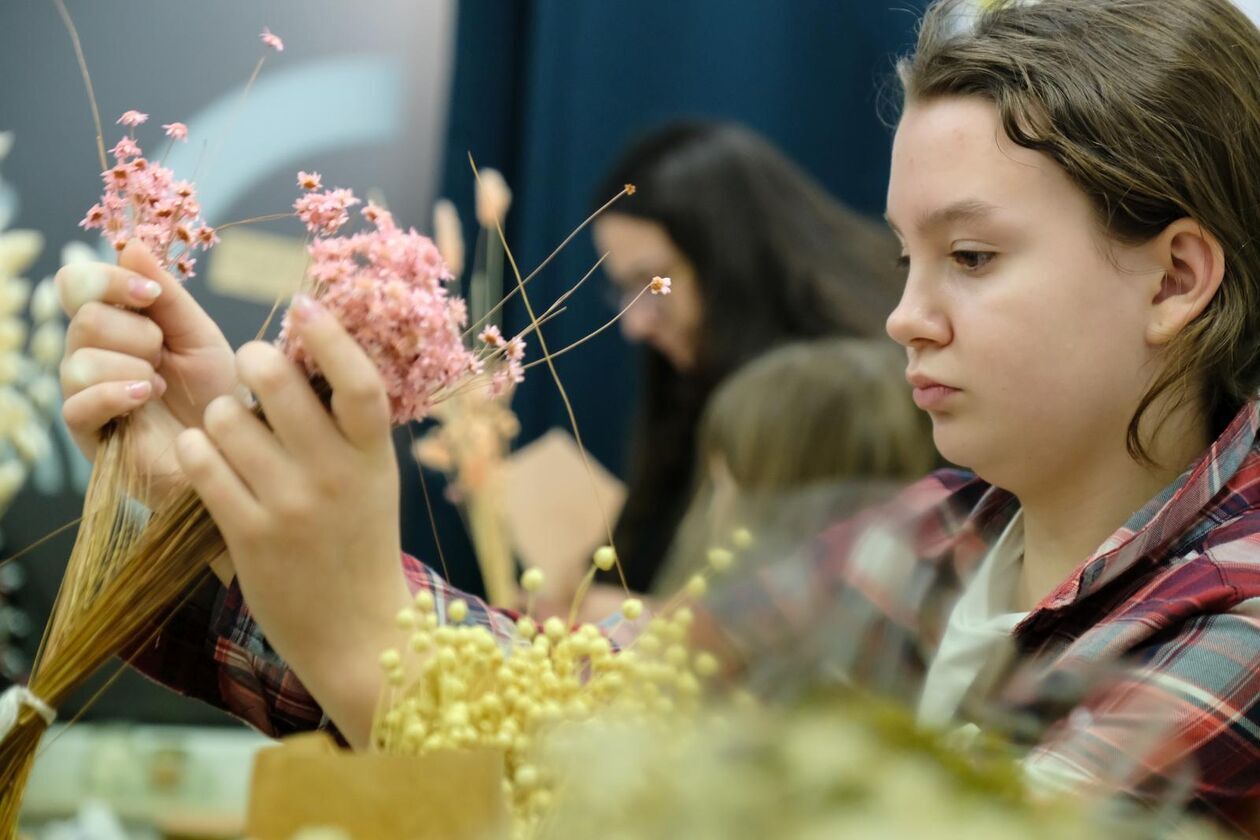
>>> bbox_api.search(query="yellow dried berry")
[515,764,540,788]
[543,616,566,641]
[685,574,708,598]
[622,598,644,620]
[592,545,618,571]
[449,599,469,623]
[695,652,720,677]
[415,591,436,612]
[395,607,418,629]
[731,527,754,549]
[707,547,734,571]
[521,568,545,593]
[379,648,402,670]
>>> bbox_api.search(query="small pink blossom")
[195,225,220,249]
[649,275,672,295]
[260,27,284,52]
[110,137,141,160]
[362,201,395,229]
[162,122,189,142]
[478,325,504,347]
[117,110,149,127]
[297,171,322,191]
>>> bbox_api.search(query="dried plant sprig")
[370,564,723,838]
[79,121,215,277]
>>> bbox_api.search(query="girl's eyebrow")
[885,199,1001,236]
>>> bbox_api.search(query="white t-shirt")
[916,511,1028,729]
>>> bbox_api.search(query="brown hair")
[898,0,1260,461]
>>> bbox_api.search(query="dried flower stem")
[471,159,628,593]
[214,211,295,233]
[0,516,83,569]
[52,0,107,172]
[408,424,451,584]
[200,56,266,186]
[462,177,631,341]
[522,285,651,372]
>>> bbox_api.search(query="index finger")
[286,294,391,449]
[55,261,164,315]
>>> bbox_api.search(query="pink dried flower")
[110,137,141,160]
[260,27,284,52]
[478,325,504,347]
[79,204,105,230]
[278,201,478,425]
[294,186,361,236]
[505,337,525,362]
[195,225,220,249]
[162,122,189,142]
[117,110,148,127]
[361,201,394,229]
[650,275,672,295]
[297,170,322,191]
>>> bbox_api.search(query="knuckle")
[241,347,291,394]
[73,301,108,340]
[202,395,241,437]
[273,491,314,523]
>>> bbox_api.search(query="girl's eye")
[951,250,995,271]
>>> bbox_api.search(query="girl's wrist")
[302,572,414,749]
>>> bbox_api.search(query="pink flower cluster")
[477,325,525,397]
[78,115,215,279]
[293,184,360,237]
[279,190,483,425]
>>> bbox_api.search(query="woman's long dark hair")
[595,121,904,591]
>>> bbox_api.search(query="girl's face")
[593,214,704,371]
[885,97,1166,493]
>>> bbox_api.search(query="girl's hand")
[175,295,410,748]
[57,240,236,506]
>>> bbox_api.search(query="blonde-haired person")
[574,337,936,620]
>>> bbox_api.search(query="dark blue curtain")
[401,0,925,593]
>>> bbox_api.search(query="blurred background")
[0,0,925,833]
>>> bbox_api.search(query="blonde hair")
[659,338,936,588]
[702,338,935,490]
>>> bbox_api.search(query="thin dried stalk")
[0,426,224,831]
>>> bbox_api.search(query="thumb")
[118,239,224,351]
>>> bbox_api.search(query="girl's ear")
[1147,219,1225,345]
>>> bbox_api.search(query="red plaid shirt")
[131,399,1260,830]
[711,398,1260,831]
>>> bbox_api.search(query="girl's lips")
[912,384,960,410]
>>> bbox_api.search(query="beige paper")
[245,733,508,839]
[501,428,627,598]
[205,228,308,305]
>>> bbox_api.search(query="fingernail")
[59,264,109,311]
[291,293,322,323]
[126,380,152,399]
[153,374,168,398]
[128,276,162,302]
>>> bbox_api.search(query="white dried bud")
[474,168,512,229]
[433,198,465,277]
